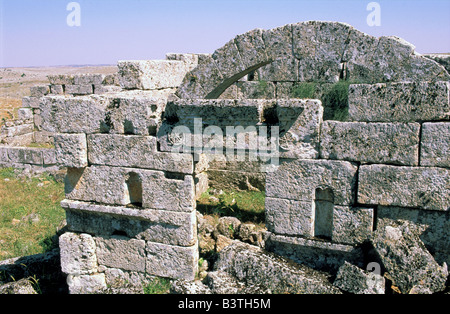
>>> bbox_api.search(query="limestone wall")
[2,21,449,294]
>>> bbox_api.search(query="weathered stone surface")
[95,236,146,272]
[50,84,64,95]
[40,95,108,133]
[234,28,269,70]
[67,273,107,294]
[65,84,94,95]
[425,54,450,73]
[117,60,189,90]
[320,121,420,166]
[265,233,364,273]
[377,208,450,267]
[0,278,38,294]
[277,99,323,159]
[214,241,341,294]
[61,200,197,247]
[215,216,241,239]
[266,159,358,205]
[332,206,374,245]
[30,85,50,97]
[348,82,450,122]
[145,241,198,281]
[54,133,88,168]
[1,124,34,138]
[358,165,449,211]
[6,147,43,165]
[101,89,172,135]
[370,220,448,294]
[47,74,75,85]
[165,53,199,72]
[22,96,41,108]
[265,198,314,237]
[59,232,98,275]
[212,39,245,83]
[420,123,450,168]
[333,262,385,294]
[65,166,195,212]
[74,74,105,85]
[17,108,33,121]
[87,134,193,174]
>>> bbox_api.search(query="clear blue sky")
[1,0,449,67]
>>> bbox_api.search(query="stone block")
[47,74,75,85]
[74,74,105,85]
[348,81,450,122]
[332,206,374,245]
[166,53,199,72]
[265,197,314,237]
[7,147,43,165]
[59,232,98,275]
[358,165,449,211]
[320,121,420,166]
[17,108,34,121]
[95,236,146,272]
[42,148,57,165]
[234,28,269,70]
[265,233,364,273]
[50,85,64,95]
[1,133,34,147]
[54,133,88,168]
[212,39,245,81]
[333,262,385,294]
[30,85,50,97]
[146,241,198,281]
[370,220,448,294]
[61,200,197,247]
[1,124,34,137]
[67,274,106,294]
[39,96,108,134]
[87,134,193,174]
[117,60,189,90]
[377,207,450,266]
[65,166,195,212]
[257,57,299,82]
[277,99,323,159]
[65,84,94,95]
[266,159,358,206]
[101,90,172,135]
[22,96,40,109]
[420,122,450,168]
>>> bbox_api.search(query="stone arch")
[175,21,449,100]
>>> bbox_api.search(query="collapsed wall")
[1,21,449,294]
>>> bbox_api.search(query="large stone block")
[320,121,420,166]
[74,74,105,86]
[117,60,189,90]
[65,84,93,95]
[39,96,108,134]
[234,28,269,70]
[358,165,449,211]
[266,159,358,206]
[87,134,193,174]
[348,81,450,122]
[101,89,172,135]
[65,166,195,212]
[332,206,374,245]
[420,123,450,168]
[377,206,450,266]
[265,198,314,237]
[59,232,98,275]
[265,233,364,273]
[146,241,198,281]
[6,147,43,165]
[61,200,197,247]
[95,236,146,272]
[53,133,88,168]
[47,74,75,85]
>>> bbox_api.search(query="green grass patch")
[0,168,66,260]
[197,188,265,225]
[143,277,172,294]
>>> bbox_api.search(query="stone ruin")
[1,21,449,294]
